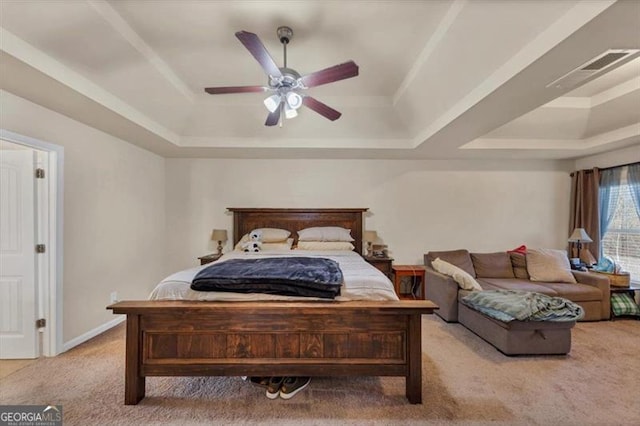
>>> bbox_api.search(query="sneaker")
[279,377,311,400]
[266,376,285,399]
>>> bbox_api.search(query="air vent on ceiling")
[546,49,640,89]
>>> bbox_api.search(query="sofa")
[424,249,611,322]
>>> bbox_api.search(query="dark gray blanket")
[191,257,343,299]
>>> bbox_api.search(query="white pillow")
[234,234,250,251]
[526,248,576,283]
[262,238,294,251]
[235,235,294,251]
[296,241,355,251]
[297,226,354,242]
[432,258,483,291]
[251,228,291,243]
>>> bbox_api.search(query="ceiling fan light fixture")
[284,103,298,119]
[204,28,359,126]
[263,94,281,113]
[285,92,302,109]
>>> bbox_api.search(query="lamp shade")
[211,229,228,242]
[363,230,377,242]
[263,94,281,113]
[568,228,593,243]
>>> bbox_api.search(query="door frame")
[0,129,64,356]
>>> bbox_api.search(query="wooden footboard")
[108,300,436,405]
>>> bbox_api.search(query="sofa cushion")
[476,278,559,296]
[426,249,475,277]
[527,248,576,283]
[471,252,515,278]
[509,253,530,279]
[535,282,603,302]
[432,258,483,291]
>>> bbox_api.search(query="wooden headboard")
[227,208,368,255]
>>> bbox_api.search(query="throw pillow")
[432,258,483,291]
[611,293,640,317]
[471,252,515,278]
[508,245,527,254]
[426,249,476,278]
[526,248,576,283]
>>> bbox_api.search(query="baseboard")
[62,316,125,353]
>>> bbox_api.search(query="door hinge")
[36,244,46,253]
[36,318,46,328]
[35,168,45,179]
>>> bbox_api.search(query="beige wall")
[574,145,640,170]
[1,91,166,343]
[165,158,572,272]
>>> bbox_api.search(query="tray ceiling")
[1,0,638,159]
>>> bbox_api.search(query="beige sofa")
[424,249,610,322]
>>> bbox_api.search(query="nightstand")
[363,256,393,278]
[392,265,426,300]
[198,253,223,265]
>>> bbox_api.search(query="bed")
[108,208,437,404]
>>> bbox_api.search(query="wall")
[0,91,166,344]
[165,158,572,272]
[574,145,640,170]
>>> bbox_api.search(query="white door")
[0,149,38,359]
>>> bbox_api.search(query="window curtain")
[569,168,600,260]
[598,167,622,258]
[628,163,640,219]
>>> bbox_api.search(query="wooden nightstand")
[363,256,393,278]
[392,265,426,300]
[198,253,223,265]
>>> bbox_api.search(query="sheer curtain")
[569,168,600,259]
[628,163,640,219]
[598,167,622,258]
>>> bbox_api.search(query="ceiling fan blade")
[235,31,283,78]
[204,86,268,95]
[302,96,342,121]
[300,61,359,88]
[265,104,282,126]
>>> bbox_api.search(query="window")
[601,166,640,282]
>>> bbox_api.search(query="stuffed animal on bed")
[242,241,262,252]
[242,230,263,252]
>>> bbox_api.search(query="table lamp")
[211,229,228,255]
[568,228,592,260]
[363,230,377,257]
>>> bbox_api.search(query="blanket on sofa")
[461,289,584,322]
[191,257,343,299]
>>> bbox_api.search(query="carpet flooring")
[1,315,638,425]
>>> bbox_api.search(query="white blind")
[602,166,640,281]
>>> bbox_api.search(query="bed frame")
[108,208,437,405]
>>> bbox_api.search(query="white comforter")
[150,250,399,302]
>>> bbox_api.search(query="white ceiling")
[1,0,639,159]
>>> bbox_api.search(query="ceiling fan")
[204,26,359,126]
